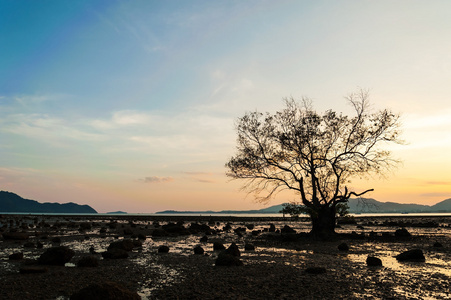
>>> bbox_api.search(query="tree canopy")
[226,90,403,235]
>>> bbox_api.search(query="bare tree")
[226,90,403,236]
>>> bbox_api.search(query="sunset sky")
[1,0,451,213]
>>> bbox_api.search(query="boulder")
[305,267,326,274]
[433,242,443,248]
[395,249,425,262]
[366,256,382,266]
[189,223,212,234]
[51,237,62,243]
[215,252,243,266]
[268,223,276,232]
[38,246,75,265]
[151,228,167,237]
[102,249,129,259]
[158,245,170,253]
[9,252,24,260]
[225,242,240,257]
[77,256,99,267]
[23,242,35,248]
[395,228,411,238]
[123,228,134,235]
[19,265,48,274]
[193,245,204,255]
[244,243,255,251]
[222,223,232,231]
[70,281,140,300]
[338,243,349,251]
[107,239,135,251]
[162,223,189,235]
[213,242,226,251]
[2,232,29,240]
[281,225,296,234]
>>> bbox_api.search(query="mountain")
[156,198,451,214]
[347,198,432,213]
[0,191,97,213]
[430,198,451,211]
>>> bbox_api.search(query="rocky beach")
[0,214,450,299]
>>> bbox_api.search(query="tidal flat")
[0,214,450,299]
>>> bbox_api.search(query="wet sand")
[0,215,450,299]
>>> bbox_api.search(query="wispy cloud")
[426,181,451,186]
[420,192,451,197]
[182,171,216,183]
[139,176,174,183]
[0,113,105,144]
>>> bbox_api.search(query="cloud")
[139,176,174,183]
[182,171,211,175]
[194,178,215,183]
[420,192,451,197]
[181,171,216,183]
[425,181,451,186]
[0,113,105,144]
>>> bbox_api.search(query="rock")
[189,223,212,234]
[395,228,411,237]
[305,267,326,274]
[215,252,243,266]
[223,223,232,231]
[79,223,92,231]
[51,237,62,243]
[244,243,255,251]
[70,281,140,300]
[338,243,349,251]
[102,249,129,259]
[366,256,382,266]
[268,223,276,232]
[225,242,240,257]
[151,228,167,237]
[77,256,99,267]
[158,245,170,253]
[132,239,142,248]
[2,232,29,240]
[251,230,261,236]
[433,242,443,248]
[107,239,135,251]
[193,245,204,255]
[19,265,48,274]
[395,249,425,262]
[213,242,226,251]
[9,252,24,260]
[281,225,296,234]
[162,223,189,235]
[38,246,75,265]
[23,242,35,248]
[123,228,134,235]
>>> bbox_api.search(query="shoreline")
[0,214,450,299]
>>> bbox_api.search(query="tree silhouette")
[226,90,403,236]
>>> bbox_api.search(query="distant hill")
[0,191,97,214]
[156,198,451,214]
[347,198,451,213]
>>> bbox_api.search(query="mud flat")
[0,214,450,299]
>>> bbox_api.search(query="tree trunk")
[310,205,336,237]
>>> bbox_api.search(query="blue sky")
[1,0,451,213]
